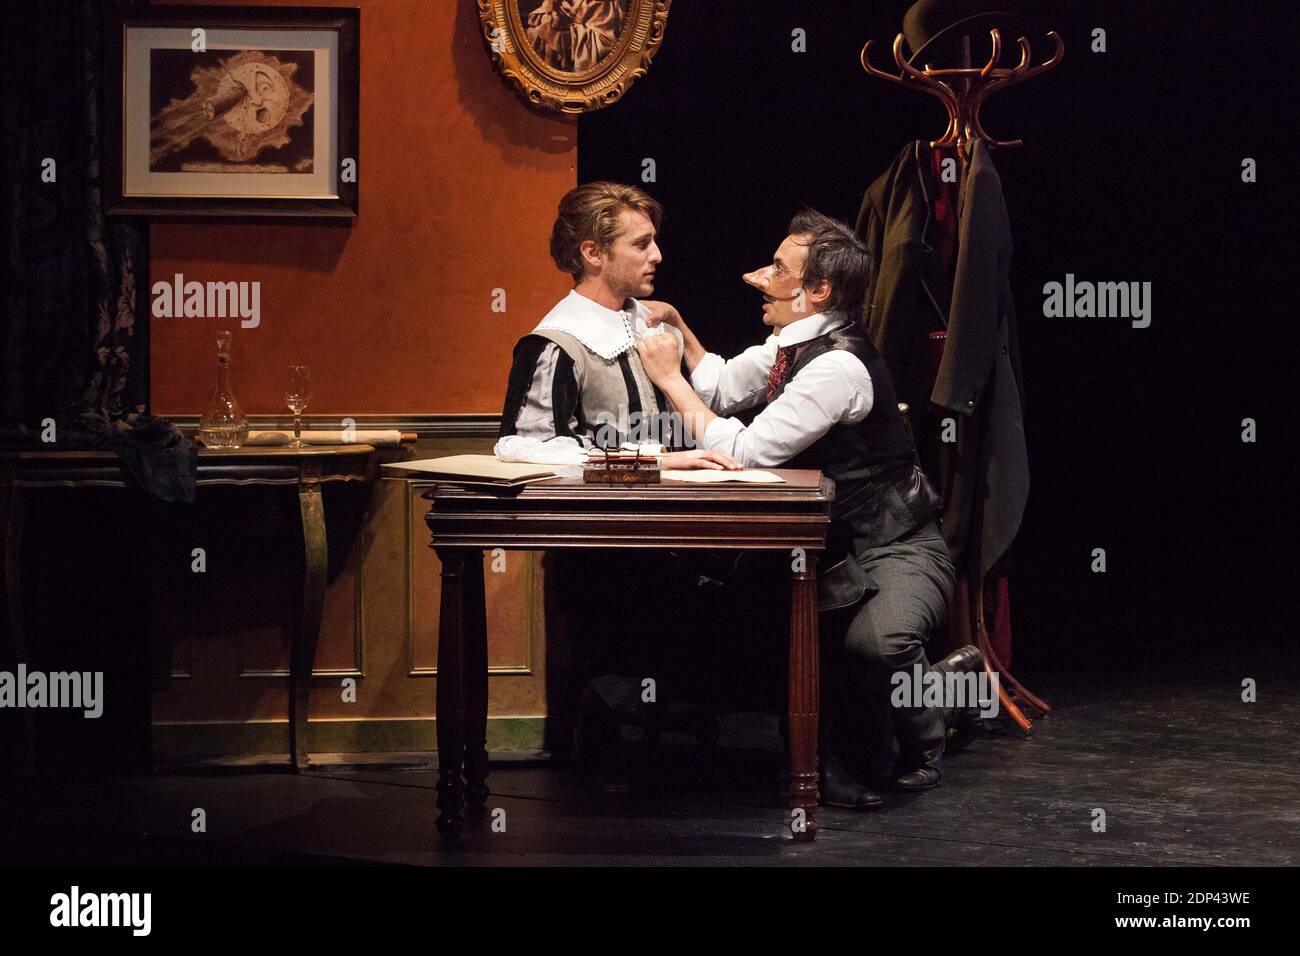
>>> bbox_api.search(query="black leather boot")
[817,686,884,810]
[934,644,983,675]
[933,645,985,753]
[893,737,944,791]
[820,747,884,810]
[894,645,987,789]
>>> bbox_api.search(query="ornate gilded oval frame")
[477,1,672,113]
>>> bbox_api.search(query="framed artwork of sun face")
[104,5,359,217]
[478,0,672,114]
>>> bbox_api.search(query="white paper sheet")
[660,470,785,483]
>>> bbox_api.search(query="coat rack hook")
[980,28,1001,78]
[859,38,906,86]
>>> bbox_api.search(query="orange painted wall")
[150,0,576,415]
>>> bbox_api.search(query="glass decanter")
[199,331,249,449]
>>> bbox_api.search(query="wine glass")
[285,366,312,448]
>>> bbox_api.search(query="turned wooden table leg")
[434,546,475,840]
[1,473,33,780]
[788,550,820,842]
[290,467,328,771]
[462,551,490,815]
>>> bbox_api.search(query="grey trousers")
[826,519,956,778]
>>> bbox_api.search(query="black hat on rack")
[902,0,1017,66]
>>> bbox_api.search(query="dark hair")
[787,208,872,315]
[550,181,664,281]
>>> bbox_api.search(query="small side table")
[0,444,376,776]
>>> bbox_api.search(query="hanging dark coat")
[855,139,1028,585]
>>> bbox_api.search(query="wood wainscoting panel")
[237,524,365,680]
[408,483,533,676]
[407,483,549,718]
[153,430,550,757]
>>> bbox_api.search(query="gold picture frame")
[477,0,672,114]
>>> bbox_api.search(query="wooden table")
[421,469,833,842]
[0,444,376,776]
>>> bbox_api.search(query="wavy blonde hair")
[549,181,663,281]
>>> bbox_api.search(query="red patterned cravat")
[766,344,798,402]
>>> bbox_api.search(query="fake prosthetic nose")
[744,266,803,301]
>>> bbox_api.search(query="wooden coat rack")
[861,28,1064,167]
[862,25,1063,733]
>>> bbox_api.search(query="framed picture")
[478,0,672,113]
[104,5,359,217]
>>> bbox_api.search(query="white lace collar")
[534,289,660,360]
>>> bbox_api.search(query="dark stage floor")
[3,677,1296,867]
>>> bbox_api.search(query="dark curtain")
[1,0,150,429]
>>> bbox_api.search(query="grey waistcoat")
[533,325,685,448]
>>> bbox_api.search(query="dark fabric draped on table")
[1,0,150,429]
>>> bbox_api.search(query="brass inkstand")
[583,445,662,485]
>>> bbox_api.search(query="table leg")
[789,552,820,842]
[290,471,327,771]
[434,547,475,840]
[462,551,490,814]
[1,475,33,779]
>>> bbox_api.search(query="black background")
[579,0,1298,678]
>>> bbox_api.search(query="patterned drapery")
[1,0,150,428]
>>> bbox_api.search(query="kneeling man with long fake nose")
[635,209,985,807]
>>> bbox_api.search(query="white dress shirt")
[689,311,875,468]
[494,290,671,465]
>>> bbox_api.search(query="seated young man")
[493,181,736,789]
[634,209,983,807]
